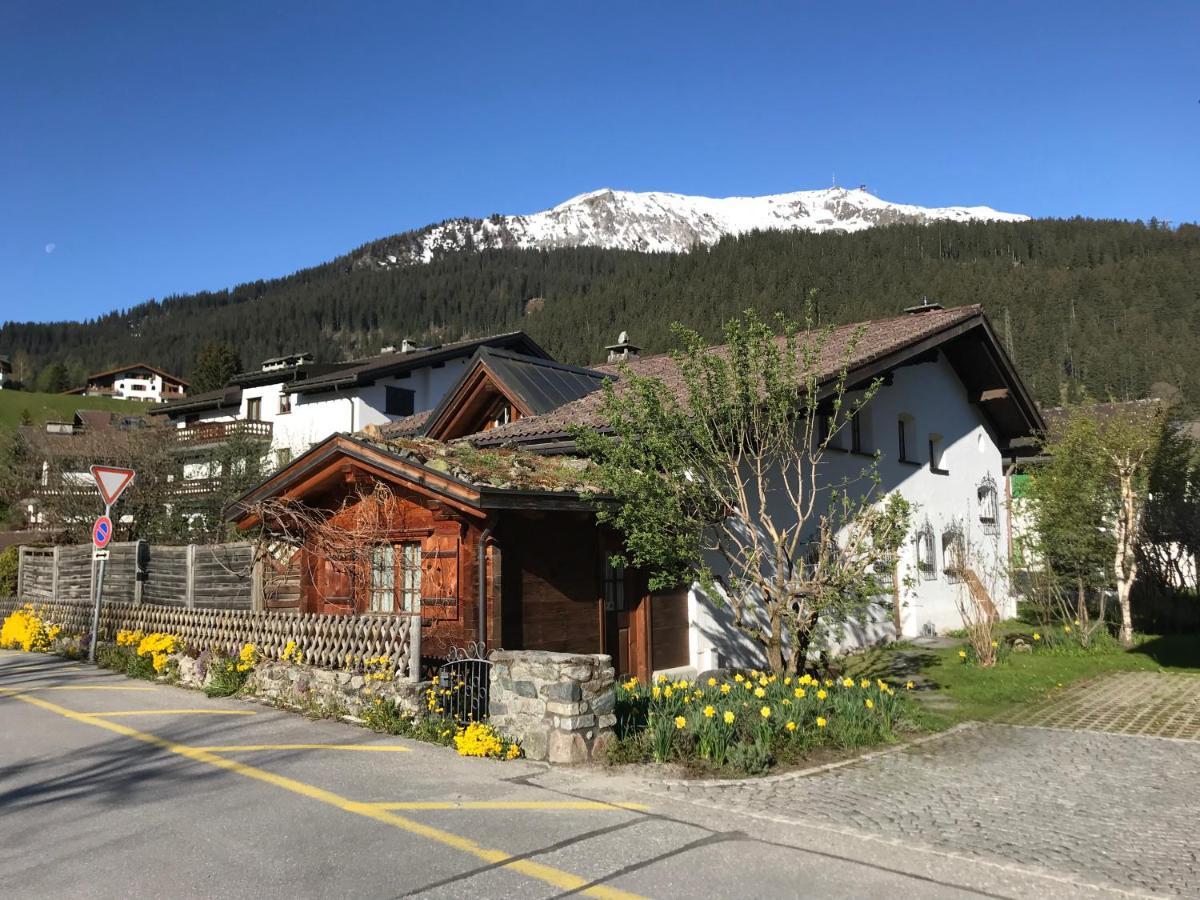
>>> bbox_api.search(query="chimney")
[605,331,641,364]
[904,296,944,315]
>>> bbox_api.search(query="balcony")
[174,419,273,449]
[169,476,224,497]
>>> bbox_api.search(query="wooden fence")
[17,541,300,612]
[0,596,418,681]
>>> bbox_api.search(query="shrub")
[454,722,522,760]
[204,643,258,697]
[0,605,62,652]
[0,546,19,596]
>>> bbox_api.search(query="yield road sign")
[92,515,114,548]
[90,466,136,506]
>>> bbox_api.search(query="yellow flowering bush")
[280,640,306,665]
[0,605,62,652]
[135,632,180,674]
[453,722,522,760]
[614,668,911,773]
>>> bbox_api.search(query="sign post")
[87,465,136,664]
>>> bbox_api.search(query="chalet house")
[67,363,188,403]
[229,305,1043,680]
[149,333,550,496]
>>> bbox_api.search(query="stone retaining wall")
[173,654,430,717]
[488,650,615,764]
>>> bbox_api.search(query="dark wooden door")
[603,561,649,681]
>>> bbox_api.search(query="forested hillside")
[2,218,1197,410]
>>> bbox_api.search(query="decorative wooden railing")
[0,596,419,681]
[174,419,273,447]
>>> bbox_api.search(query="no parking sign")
[92,515,114,549]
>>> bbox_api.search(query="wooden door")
[603,560,649,681]
[318,558,354,614]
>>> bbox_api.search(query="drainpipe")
[478,523,494,647]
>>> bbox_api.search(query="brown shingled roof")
[468,304,988,447]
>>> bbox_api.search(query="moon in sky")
[44,242,56,254]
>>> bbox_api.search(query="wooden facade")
[232,435,690,678]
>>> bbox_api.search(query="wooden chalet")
[229,433,689,679]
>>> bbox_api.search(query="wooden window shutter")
[421,533,460,620]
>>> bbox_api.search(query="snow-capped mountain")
[355,187,1029,269]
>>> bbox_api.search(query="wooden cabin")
[229,434,688,680]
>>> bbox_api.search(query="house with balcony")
[66,363,188,403]
[150,333,552,495]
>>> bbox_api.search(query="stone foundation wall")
[173,654,430,717]
[489,650,615,764]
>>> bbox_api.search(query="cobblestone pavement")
[993,671,1200,740]
[640,723,1200,896]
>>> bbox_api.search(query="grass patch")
[0,389,146,430]
[842,629,1200,727]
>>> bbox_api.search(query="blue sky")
[2,1,1197,323]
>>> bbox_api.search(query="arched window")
[977,475,1000,535]
[914,521,937,581]
[942,526,965,584]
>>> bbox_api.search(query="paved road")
[0,651,1180,899]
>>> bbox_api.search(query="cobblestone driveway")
[647,722,1200,896]
[995,671,1200,739]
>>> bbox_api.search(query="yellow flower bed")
[236,642,259,672]
[453,722,521,760]
[0,605,62,652]
[135,632,180,673]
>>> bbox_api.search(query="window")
[942,528,965,583]
[278,393,291,415]
[385,386,415,417]
[898,415,915,462]
[274,448,292,469]
[851,414,863,454]
[488,399,514,430]
[914,522,937,581]
[603,557,625,611]
[928,433,948,474]
[400,543,421,612]
[817,411,843,450]
[369,545,395,612]
[978,476,1000,535]
[246,397,262,421]
[370,542,422,613]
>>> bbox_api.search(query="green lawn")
[842,629,1200,727]
[0,389,147,430]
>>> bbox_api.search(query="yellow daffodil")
[860,678,870,689]
[674,715,686,729]
[905,681,914,690]
[958,649,967,659]
[754,686,766,698]
[842,677,855,688]
[720,683,731,694]
[723,710,735,724]
[703,705,715,718]
[816,689,827,700]
[816,716,827,728]
[990,640,999,648]
[707,677,717,687]
[865,698,874,709]
[760,706,771,718]
[1064,625,1072,633]
[794,687,806,698]
[786,720,797,732]
[734,673,744,682]
[1033,633,1041,641]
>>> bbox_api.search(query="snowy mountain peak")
[356,186,1029,269]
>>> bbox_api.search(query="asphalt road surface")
[0,651,1151,899]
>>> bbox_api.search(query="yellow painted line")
[88,709,258,717]
[22,685,159,692]
[195,744,411,753]
[365,800,648,812]
[0,690,644,900]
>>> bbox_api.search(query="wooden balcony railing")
[174,419,273,448]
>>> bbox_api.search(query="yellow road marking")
[0,690,644,900]
[88,709,258,717]
[365,800,648,812]
[12,685,159,692]
[195,744,411,753]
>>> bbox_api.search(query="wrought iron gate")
[436,642,492,723]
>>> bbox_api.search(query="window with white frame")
[370,542,421,613]
[369,545,395,612]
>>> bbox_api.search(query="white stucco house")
[149,333,552,493]
[459,303,1044,672]
[67,363,188,403]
